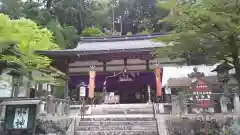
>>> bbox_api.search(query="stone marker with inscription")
[1,100,41,135]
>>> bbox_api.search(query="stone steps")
[76,130,158,135]
[81,117,155,121]
[90,104,154,115]
[77,124,157,130]
[79,121,156,125]
[77,116,158,135]
[75,104,158,135]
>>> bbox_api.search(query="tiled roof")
[74,39,166,51]
[36,33,167,56]
[161,65,236,87]
[167,76,237,87]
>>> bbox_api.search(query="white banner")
[13,108,29,129]
[79,86,86,97]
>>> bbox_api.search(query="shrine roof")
[167,76,237,87]
[75,38,165,51]
[36,33,166,57]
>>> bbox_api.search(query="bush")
[165,117,235,135]
[126,32,132,36]
[137,29,152,34]
[81,27,105,37]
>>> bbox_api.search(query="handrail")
[152,103,160,135]
[65,103,82,135]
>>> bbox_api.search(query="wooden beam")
[69,61,177,68]
[68,70,156,76]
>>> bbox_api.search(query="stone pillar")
[179,92,187,115]
[46,95,54,114]
[57,101,63,115]
[0,105,6,119]
[234,94,240,116]
[64,60,69,98]
[220,95,228,113]
[39,101,46,114]
[64,97,70,115]
[171,96,180,115]
[54,101,58,115]
[158,103,164,113]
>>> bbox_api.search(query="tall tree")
[154,0,240,90]
[0,0,79,49]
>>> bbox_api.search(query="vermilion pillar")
[155,67,162,97]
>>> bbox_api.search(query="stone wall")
[164,117,238,135]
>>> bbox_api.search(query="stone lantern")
[211,63,232,89]
[8,70,22,98]
[211,63,233,113]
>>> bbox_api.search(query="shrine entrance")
[108,81,148,104]
[37,34,166,103]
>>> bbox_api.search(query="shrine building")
[37,33,182,104]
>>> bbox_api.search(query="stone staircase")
[90,103,154,115]
[76,117,159,135]
[74,103,159,135]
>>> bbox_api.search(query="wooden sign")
[155,68,162,96]
[13,108,29,129]
[88,70,95,98]
[104,95,120,104]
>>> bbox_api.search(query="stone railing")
[0,96,70,119]
[171,93,240,115]
[42,95,70,116]
[171,95,182,115]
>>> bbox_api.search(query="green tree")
[0,0,79,49]
[0,13,64,85]
[154,0,240,90]
[81,27,105,37]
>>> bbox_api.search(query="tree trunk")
[234,66,240,94]
[46,0,53,9]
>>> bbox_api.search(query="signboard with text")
[104,95,120,104]
[190,79,212,108]
[79,86,86,97]
[2,100,40,135]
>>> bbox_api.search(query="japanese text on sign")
[13,108,29,129]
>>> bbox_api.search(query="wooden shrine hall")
[37,33,182,104]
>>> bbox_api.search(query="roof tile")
[74,40,166,51]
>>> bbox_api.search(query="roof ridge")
[79,33,165,43]
[80,32,166,39]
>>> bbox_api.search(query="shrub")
[81,27,105,37]
[126,32,132,36]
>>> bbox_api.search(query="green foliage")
[0,0,169,36]
[230,120,240,135]
[0,0,79,49]
[81,27,105,37]
[154,0,240,84]
[127,32,133,36]
[0,13,65,86]
[137,29,152,34]
[46,20,66,49]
